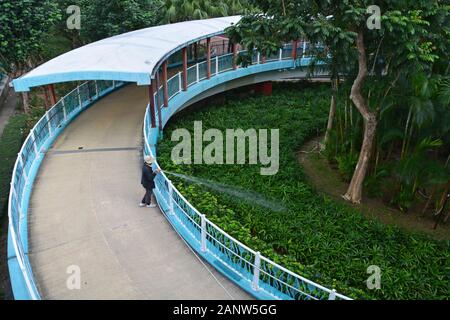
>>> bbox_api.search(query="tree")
[78,0,162,43]
[160,0,254,23]
[0,0,61,112]
[227,0,448,204]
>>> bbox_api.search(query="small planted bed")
[157,82,450,299]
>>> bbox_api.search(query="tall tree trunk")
[324,79,337,147]
[343,30,377,204]
[21,92,30,114]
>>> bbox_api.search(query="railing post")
[77,87,82,109]
[62,99,67,121]
[257,52,260,64]
[46,112,52,136]
[30,131,39,156]
[18,155,28,184]
[112,80,116,88]
[95,80,99,98]
[302,41,307,58]
[196,63,199,83]
[178,72,182,93]
[279,48,283,61]
[328,289,337,300]
[168,183,175,215]
[252,252,261,291]
[11,183,18,202]
[201,214,207,252]
[215,56,219,75]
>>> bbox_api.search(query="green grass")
[158,83,450,299]
[0,108,44,219]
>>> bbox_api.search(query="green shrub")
[158,83,450,299]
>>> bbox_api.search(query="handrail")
[143,47,351,300]
[7,79,124,300]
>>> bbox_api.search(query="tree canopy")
[227,0,449,204]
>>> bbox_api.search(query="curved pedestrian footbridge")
[8,16,350,300]
[27,84,251,299]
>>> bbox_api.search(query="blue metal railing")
[143,47,350,300]
[7,80,125,300]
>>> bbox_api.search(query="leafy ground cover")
[157,83,450,299]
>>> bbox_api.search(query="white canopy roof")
[13,16,241,92]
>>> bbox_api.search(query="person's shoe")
[147,203,157,208]
[139,203,146,207]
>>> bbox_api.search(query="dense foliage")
[326,74,450,218]
[0,0,60,74]
[161,0,255,23]
[226,0,450,204]
[158,83,450,299]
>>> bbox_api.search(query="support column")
[148,83,156,128]
[43,86,51,110]
[194,42,198,62]
[48,84,57,105]
[232,43,238,70]
[292,40,298,60]
[156,72,163,130]
[182,47,188,91]
[206,38,211,79]
[162,61,169,107]
[255,82,272,96]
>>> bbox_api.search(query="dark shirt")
[141,163,156,189]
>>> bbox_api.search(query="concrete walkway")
[27,84,252,299]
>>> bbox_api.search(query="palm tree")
[161,0,252,23]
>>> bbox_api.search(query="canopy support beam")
[162,61,169,108]
[148,84,156,128]
[182,47,188,91]
[206,38,212,79]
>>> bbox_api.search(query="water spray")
[164,171,286,213]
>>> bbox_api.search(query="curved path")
[27,84,252,299]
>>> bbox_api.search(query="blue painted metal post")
[328,289,337,300]
[201,214,207,252]
[30,131,39,155]
[252,252,261,291]
[168,183,174,215]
